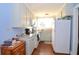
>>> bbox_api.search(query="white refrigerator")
[52,20,71,54]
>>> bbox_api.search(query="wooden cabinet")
[1,47,11,55]
[1,41,26,55]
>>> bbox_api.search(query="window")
[34,17,55,30]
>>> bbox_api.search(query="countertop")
[19,33,37,41]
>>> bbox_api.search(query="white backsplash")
[12,28,25,37]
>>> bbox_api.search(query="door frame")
[70,4,79,55]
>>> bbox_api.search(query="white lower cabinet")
[25,34,38,55]
[34,36,38,48]
[26,39,33,55]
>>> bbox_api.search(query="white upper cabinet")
[12,4,26,27]
[26,7,32,26]
[56,4,77,18]
[62,4,77,17]
[26,6,34,27]
[19,4,27,27]
[12,4,34,27]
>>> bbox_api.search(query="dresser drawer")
[1,41,25,55]
[12,43,25,55]
[12,48,25,55]
[1,47,11,55]
[19,48,25,55]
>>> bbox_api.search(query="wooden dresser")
[1,40,26,55]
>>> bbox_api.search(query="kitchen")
[0,3,78,55]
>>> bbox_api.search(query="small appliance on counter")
[25,28,30,35]
[25,27,34,35]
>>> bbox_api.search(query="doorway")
[32,17,55,55]
[34,17,55,42]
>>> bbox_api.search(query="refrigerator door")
[54,20,71,54]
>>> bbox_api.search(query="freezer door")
[54,20,71,54]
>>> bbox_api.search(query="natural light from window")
[33,17,55,30]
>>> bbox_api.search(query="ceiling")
[25,3,65,17]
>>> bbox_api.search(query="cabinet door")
[26,38,34,55]
[19,4,27,27]
[26,39,32,55]
[13,4,27,27]
[33,35,38,48]
[30,37,35,51]
[26,35,37,55]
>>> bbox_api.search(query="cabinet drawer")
[19,48,25,55]
[12,48,25,55]
[1,41,25,55]
[12,50,20,55]
[13,44,24,51]
[12,43,25,55]
[17,44,24,50]
[1,47,11,55]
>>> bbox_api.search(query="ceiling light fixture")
[45,13,48,15]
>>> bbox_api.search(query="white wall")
[0,4,15,44]
[0,3,34,54]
